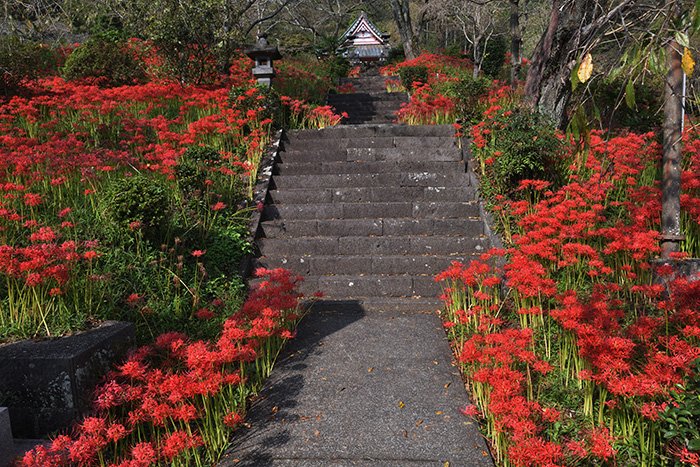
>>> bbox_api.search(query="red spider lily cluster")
[396,81,456,125]
[280,96,345,129]
[380,53,472,78]
[438,88,700,465]
[382,53,486,125]
[0,44,339,340]
[21,267,303,466]
[274,59,335,104]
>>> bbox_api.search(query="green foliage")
[176,146,221,195]
[484,106,565,198]
[62,39,147,87]
[105,173,171,243]
[0,35,58,95]
[206,222,252,276]
[480,35,508,78]
[274,56,335,104]
[128,0,222,84]
[322,55,351,82]
[590,73,664,132]
[398,65,429,91]
[661,359,700,459]
[441,73,492,123]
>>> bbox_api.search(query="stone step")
[263,201,480,220]
[260,218,484,238]
[296,274,444,298]
[328,93,407,103]
[330,95,403,102]
[255,254,475,276]
[257,235,488,257]
[287,124,456,139]
[272,172,469,189]
[343,117,397,125]
[268,186,476,204]
[280,147,462,163]
[274,160,464,175]
[301,297,443,313]
[329,101,405,110]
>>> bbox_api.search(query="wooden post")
[661,34,684,257]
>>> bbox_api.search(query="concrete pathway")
[221,301,493,466]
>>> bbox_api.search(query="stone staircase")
[223,75,494,466]
[328,74,408,124]
[254,124,488,312]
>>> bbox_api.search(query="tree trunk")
[661,7,684,258]
[473,36,482,78]
[524,0,637,128]
[391,0,417,59]
[509,0,521,87]
[523,0,572,127]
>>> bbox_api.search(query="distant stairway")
[254,124,488,312]
[327,73,408,124]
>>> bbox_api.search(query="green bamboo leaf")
[688,439,700,450]
[675,31,690,49]
[625,80,636,110]
[571,63,580,91]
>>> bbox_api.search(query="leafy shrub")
[479,105,565,198]
[398,65,429,91]
[660,358,700,455]
[106,173,171,242]
[176,146,221,195]
[591,74,663,132]
[442,73,491,123]
[480,35,508,78]
[275,58,334,104]
[62,39,147,86]
[206,222,252,276]
[0,36,58,95]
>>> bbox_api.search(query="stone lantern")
[245,34,282,87]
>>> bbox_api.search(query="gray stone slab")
[259,237,339,256]
[274,173,403,189]
[316,275,412,297]
[400,172,469,187]
[412,201,480,219]
[221,303,493,466]
[341,202,413,219]
[270,190,333,204]
[338,237,410,255]
[316,219,383,237]
[410,236,487,256]
[0,321,134,438]
[287,125,455,140]
[0,408,13,467]
[379,218,482,237]
[280,151,347,163]
[265,204,344,220]
[261,220,319,238]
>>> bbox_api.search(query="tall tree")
[390,0,418,59]
[523,0,639,127]
[426,0,505,77]
[509,0,522,86]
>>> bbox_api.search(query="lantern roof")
[245,34,282,60]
